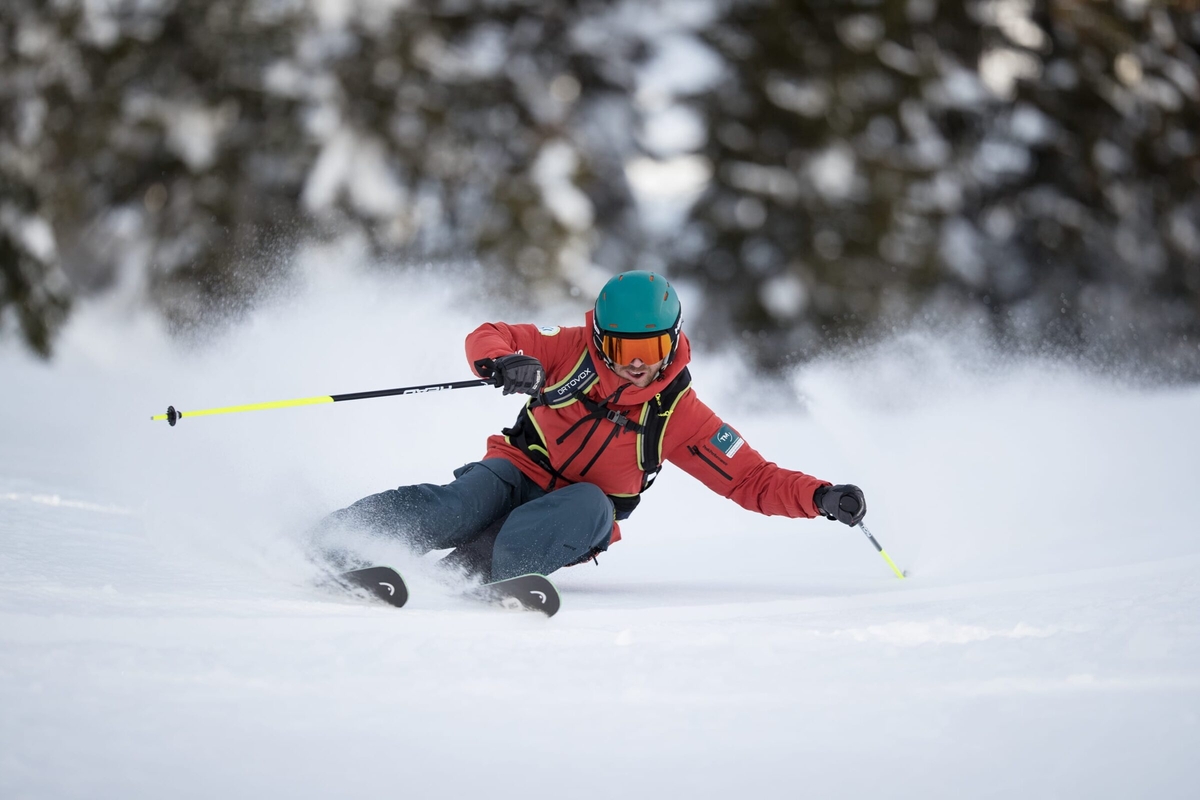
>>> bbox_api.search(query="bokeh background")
[4,0,1199,375]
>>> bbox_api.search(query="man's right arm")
[465,322,572,395]
[467,322,521,375]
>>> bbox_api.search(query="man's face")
[612,357,664,388]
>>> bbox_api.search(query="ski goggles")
[599,331,674,366]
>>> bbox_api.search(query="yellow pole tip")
[879,550,906,580]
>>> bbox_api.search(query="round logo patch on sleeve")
[710,424,745,457]
[538,326,561,336]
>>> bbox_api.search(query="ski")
[335,567,559,616]
[468,573,561,617]
[339,566,408,608]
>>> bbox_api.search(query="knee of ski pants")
[491,483,615,579]
[555,482,616,551]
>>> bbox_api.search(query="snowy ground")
[2,271,1199,799]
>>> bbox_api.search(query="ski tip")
[476,573,561,617]
[339,565,408,608]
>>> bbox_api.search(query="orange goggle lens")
[601,332,673,366]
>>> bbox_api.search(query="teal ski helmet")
[593,271,683,372]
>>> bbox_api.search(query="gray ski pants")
[320,458,614,581]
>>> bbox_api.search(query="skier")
[317,270,866,581]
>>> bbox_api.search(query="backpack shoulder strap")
[540,349,600,408]
[636,367,693,489]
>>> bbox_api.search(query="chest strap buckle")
[606,408,634,430]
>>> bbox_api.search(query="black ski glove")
[481,354,545,396]
[814,484,867,526]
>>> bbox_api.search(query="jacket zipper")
[687,445,732,481]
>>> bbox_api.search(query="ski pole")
[151,378,493,427]
[858,522,907,579]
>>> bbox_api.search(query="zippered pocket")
[688,445,733,480]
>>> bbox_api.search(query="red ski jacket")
[466,313,829,543]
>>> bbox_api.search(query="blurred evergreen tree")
[0,1,74,355]
[0,0,645,354]
[677,0,1200,375]
[0,172,70,358]
[1010,0,1200,371]
[1,0,313,341]
[297,1,644,295]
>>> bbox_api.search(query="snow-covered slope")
[2,272,1198,799]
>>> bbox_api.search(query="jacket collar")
[583,310,692,406]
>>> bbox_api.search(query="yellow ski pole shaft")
[151,379,493,427]
[857,522,907,579]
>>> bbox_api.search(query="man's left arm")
[664,396,830,519]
